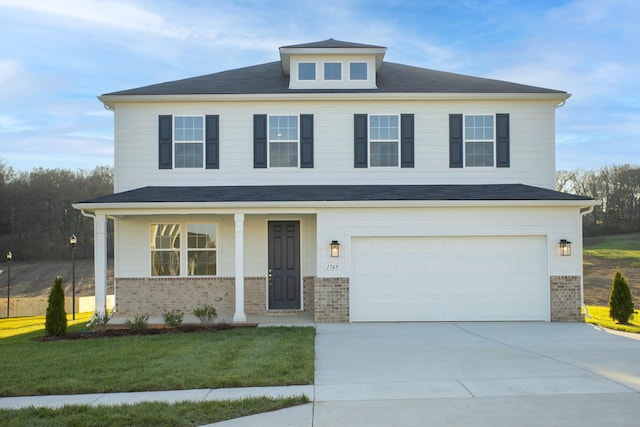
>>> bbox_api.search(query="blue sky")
[0,0,638,172]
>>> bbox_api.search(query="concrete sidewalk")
[0,385,313,410]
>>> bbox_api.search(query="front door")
[268,221,301,310]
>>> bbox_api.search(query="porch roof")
[79,184,593,204]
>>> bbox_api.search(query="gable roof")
[78,184,592,205]
[102,61,565,97]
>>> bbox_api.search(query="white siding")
[315,206,582,280]
[112,100,558,192]
[115,213,316,278]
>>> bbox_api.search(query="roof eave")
[98,91,571,108]
[73,198,598,215]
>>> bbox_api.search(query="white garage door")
[351,236,548,322]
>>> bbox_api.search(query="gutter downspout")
[580,205,596,319]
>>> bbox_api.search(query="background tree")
[557,164,640,236]
[45,276,67,336]
[0,161,114,260]
[609,270,635,324]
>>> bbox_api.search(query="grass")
[0,313,93,339]
[584,232,640,261]
[0,315,315,397]
[585,305,640,334]
[0,396,309,427]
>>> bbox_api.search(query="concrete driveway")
[314,322,640,426]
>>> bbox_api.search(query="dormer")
[280,38,386,90]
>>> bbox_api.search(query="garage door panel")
[351,236,548,322]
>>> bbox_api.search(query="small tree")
[45,276,67,336]
[609,270,635,324]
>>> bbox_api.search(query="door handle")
[268,268,272,286]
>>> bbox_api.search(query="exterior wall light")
[330,240,341,258]
[559,239,572,256]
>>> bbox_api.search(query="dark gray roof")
[80,184,591,204]
[280,38,385,49]
[103,61,565,96]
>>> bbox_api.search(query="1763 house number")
[325,263,341,271]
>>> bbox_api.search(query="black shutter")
[496,113,510,168]
[449,114,463,168]
[300,114,314,168]
[158,115,172,169]
[354,114,368,168]
[253,114,267,168]
[400,114,414,168]
[205,115,219,169]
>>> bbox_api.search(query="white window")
[465,115,494,167]
[151,224,181,276]
[298,62,316,80]
[369,115,399,167]
[187,224,217,276]
[268,115,298,167]
[350,62,367,80]
[150,223,217,277]
[324,62,342,80]
[174,116,204,168]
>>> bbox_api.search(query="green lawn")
[0,316,315,397]
[584,232,640,262]
[0,396,309,427]
[585,305,640,333]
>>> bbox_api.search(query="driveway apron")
[314,322,640,426]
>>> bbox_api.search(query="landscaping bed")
[37,322,257,341]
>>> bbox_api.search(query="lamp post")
[6,251,12,318]
[69,235,77,320]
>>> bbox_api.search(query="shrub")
[87,311,113,331]
[125,315,149,333]
[45,276,67,336]
[609,270,635,324]
[162,309,184,328]
[193,304,217,323]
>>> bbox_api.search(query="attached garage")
[350,236,549,322]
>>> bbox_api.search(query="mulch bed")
[37,323,258,342]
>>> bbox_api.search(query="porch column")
[233,213,247,322]
[94,213,108,316]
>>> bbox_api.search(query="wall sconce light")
[330,240,340,258]
[559,239,572,256]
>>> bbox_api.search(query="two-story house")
[74,39,596,323]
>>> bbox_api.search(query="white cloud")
[0,0,185,38]
[0,114,36,132]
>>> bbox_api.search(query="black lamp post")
[69,235,77,320]
[6,251,12,318]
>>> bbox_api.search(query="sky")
[0,0,638,173]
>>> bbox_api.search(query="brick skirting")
[115,276,315,317]
[550,275,583,322]
[314,277,349,323]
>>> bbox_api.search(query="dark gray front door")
[268,221,301,310]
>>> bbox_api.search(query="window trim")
[463,114,496,168]
[368,114,400,168]
[323,62,342,81]
[298,62,316,81]
[173,115,205,169]
[150,222,219,277]
[267,114,300,168]
[349,61,368,80]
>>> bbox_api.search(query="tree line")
[557,164,640,236]
[0,161,114,260]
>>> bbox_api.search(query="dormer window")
[298,63,316,80]
[324,62,342,80]
[350,62,367,80]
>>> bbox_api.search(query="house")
[73,39,596,323]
